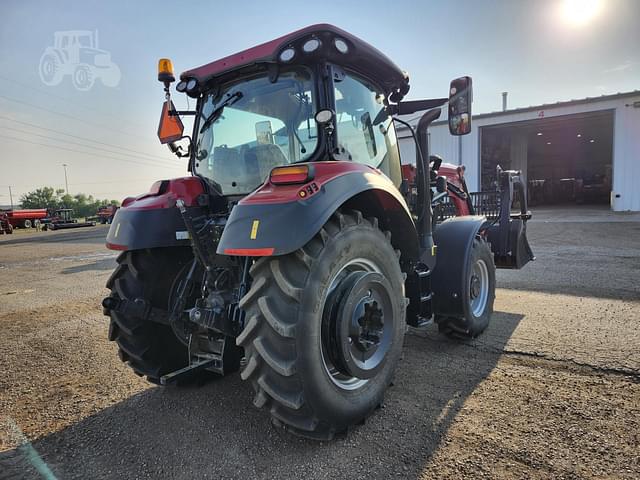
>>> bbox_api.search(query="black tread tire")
[238,210,407,440]
[436,238,495,339]
[105,249,192,383]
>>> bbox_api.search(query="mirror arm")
[387,98,448,116]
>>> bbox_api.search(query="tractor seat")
[244,144,289,186]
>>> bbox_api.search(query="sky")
[0,0,638,205]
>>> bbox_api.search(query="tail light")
[270,165,313,185]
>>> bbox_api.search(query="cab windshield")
[194,68,317,195]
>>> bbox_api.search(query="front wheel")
[72,64,95,91]
[436,238,496,338]
[238,210,407,439]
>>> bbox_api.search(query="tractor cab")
[157,24,469,200]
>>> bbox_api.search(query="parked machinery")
[42,209,96,230]
[96,205,119,224]
[4,209,48,229]
[0,212,13,234]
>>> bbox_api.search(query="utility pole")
[62,164,69,194]
[8,186,13,209]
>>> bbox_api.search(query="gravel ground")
[0,210,638,479]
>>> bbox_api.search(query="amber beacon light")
[158,58,175,84]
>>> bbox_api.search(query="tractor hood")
[180,24,410,100]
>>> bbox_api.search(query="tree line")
[19,187,120,218]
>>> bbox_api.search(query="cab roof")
[180,24,410,99]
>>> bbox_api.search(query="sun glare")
[561,0,603,27]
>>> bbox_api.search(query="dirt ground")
[0,209,639,479]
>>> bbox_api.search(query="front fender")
[431,216,485,317]
[217,162,418,258]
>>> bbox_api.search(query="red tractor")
[0,212,13,234]
[96,205,118,224]
[102,24,533,439]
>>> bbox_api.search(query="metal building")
[397,91,640,211]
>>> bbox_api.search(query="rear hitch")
[159,357,220,385]
[188,299,243,337]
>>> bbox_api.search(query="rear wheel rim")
[321,258,393,391]
[469,259,489,317]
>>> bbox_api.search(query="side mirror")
[448,76,472,136]
[168,136,191,158]
[158,100,184,144]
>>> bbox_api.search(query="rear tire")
[105,249,192,383]
[238,210,407,439]
[23,219,32,229]
[436,238,495,338]
[39,52,63,86]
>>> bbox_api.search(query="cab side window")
[334,73,402,186]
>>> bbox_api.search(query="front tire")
[436,238,495,338]
[105,249,192,383]
[238,210,407,439]
[72,64,95,91]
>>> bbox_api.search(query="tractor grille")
[434,191,501,223]
[469,191,501,219]
[433,198,458,222]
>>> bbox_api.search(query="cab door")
[333,72,403,188]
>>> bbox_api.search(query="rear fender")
[106,177,205,251]
[217,162,419,260]
[431,216,485,317]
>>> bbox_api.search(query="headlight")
[186,78,198,92]
[176,80,187,93]
[334,38,348,54]
[279,47,296,62]
[302,38,321,53]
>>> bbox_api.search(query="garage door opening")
[480,111,614,207]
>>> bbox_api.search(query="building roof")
[396,89,640,131]
[469,90,640,121]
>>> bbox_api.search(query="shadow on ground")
[0,312,524,480]
[61,258,116,275]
